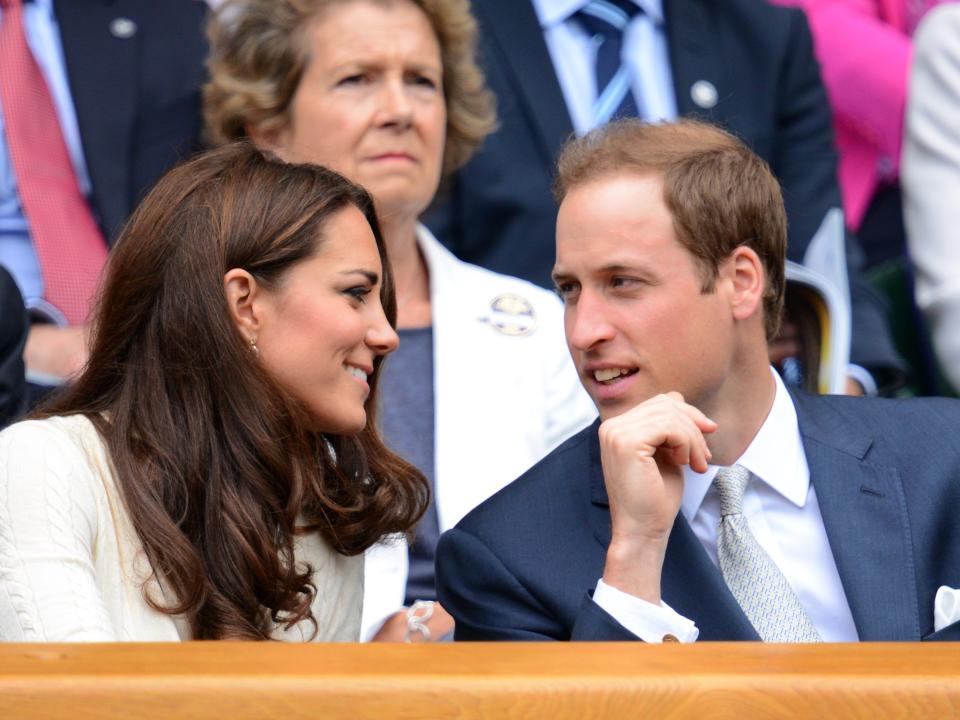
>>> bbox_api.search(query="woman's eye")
[337,74,365,86]
[411,74,437,89]
[346,286,371,303]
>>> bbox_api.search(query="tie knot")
[713,465,750,516]
[575,0,641,38]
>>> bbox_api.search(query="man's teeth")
[594,368,630,382]
[346,365,368,382]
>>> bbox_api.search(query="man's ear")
[224,268,264,341]
[724,246,765,322]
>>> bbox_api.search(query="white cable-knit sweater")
[0,415,363,641]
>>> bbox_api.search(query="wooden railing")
[1,642,958,718]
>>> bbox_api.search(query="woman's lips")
[370,152,416,162]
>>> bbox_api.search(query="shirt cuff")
[593,579,699,643]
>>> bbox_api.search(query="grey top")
[379,326,439,604]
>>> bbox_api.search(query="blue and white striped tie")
[575,0,642,127]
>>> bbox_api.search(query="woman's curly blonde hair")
[204,0,497,178]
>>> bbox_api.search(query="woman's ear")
[224,268,263,341]
[724,246,765,323]
[245,120,290,162]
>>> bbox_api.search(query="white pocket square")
[934,586,960,632]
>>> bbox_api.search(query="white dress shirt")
[594,370,861,642]
[531,0,678,133]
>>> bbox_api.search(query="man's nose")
[566,290,616,352]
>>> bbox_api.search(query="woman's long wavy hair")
[37,142,429,639]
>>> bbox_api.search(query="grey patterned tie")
[714,465,821,642]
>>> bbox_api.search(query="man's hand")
[371,601,455,642]
[600,393,716,603]
[24,324,89,381]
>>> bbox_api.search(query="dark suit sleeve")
[0,267,27,428]
[772,9,840,262]
[773,10,904,387]
[436,528,638,641]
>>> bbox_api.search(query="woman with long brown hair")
[205,0,596,642]
[0,142,428,641]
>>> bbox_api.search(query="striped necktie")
[714,465,822,643]
[574,0,642,127]
[0,0,108,325]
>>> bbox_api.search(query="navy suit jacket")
[54,0,207,245]
[425,0,902,381]
[0,267,26,427]
[436,392,960,641]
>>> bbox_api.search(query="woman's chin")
[312,411,367,437]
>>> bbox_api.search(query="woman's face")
[255,205,399,434]
[272,0,446,223]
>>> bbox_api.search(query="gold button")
[662,634,679,643]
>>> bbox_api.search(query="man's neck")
[702,362,778,468]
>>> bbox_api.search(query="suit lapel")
[587,429,758,640]
[55,0,138,243]
[793,392,921,641]
[475,0,574,164]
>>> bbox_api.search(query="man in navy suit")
[0,266,26,427]
[1,0,206,388]
[435,119,960,642]
[426,0,903,393]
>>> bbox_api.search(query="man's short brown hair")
[555,119,787,339]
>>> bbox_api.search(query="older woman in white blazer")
[205,0,596,641]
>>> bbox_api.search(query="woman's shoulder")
[0,414,102,456]
[0,415,110,501]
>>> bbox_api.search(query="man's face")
[553,174,737,420]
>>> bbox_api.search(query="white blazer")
[361,226,596,639]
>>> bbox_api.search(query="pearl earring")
[249,336,260,358]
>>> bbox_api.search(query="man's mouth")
[592,368,638,384]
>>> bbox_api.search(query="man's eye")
[611,276,639,289]
[554,282,579,299]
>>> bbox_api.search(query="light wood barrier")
[1,642,958,719]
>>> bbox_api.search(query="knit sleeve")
[0,420,116,641]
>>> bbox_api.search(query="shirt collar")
[531,0,664,28]
[681,369,810,520]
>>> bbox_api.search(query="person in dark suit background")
[0,265,26,427]
[435,119,960,643]
[0,0,207,389]
[425,0,903,394]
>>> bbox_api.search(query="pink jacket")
[772,1,944,229]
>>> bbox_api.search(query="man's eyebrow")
[551,268,573,285]
[339,269,379,284]
[597,263,641,274]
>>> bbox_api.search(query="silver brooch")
[690,80,718,109]
[109,17,138,39]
